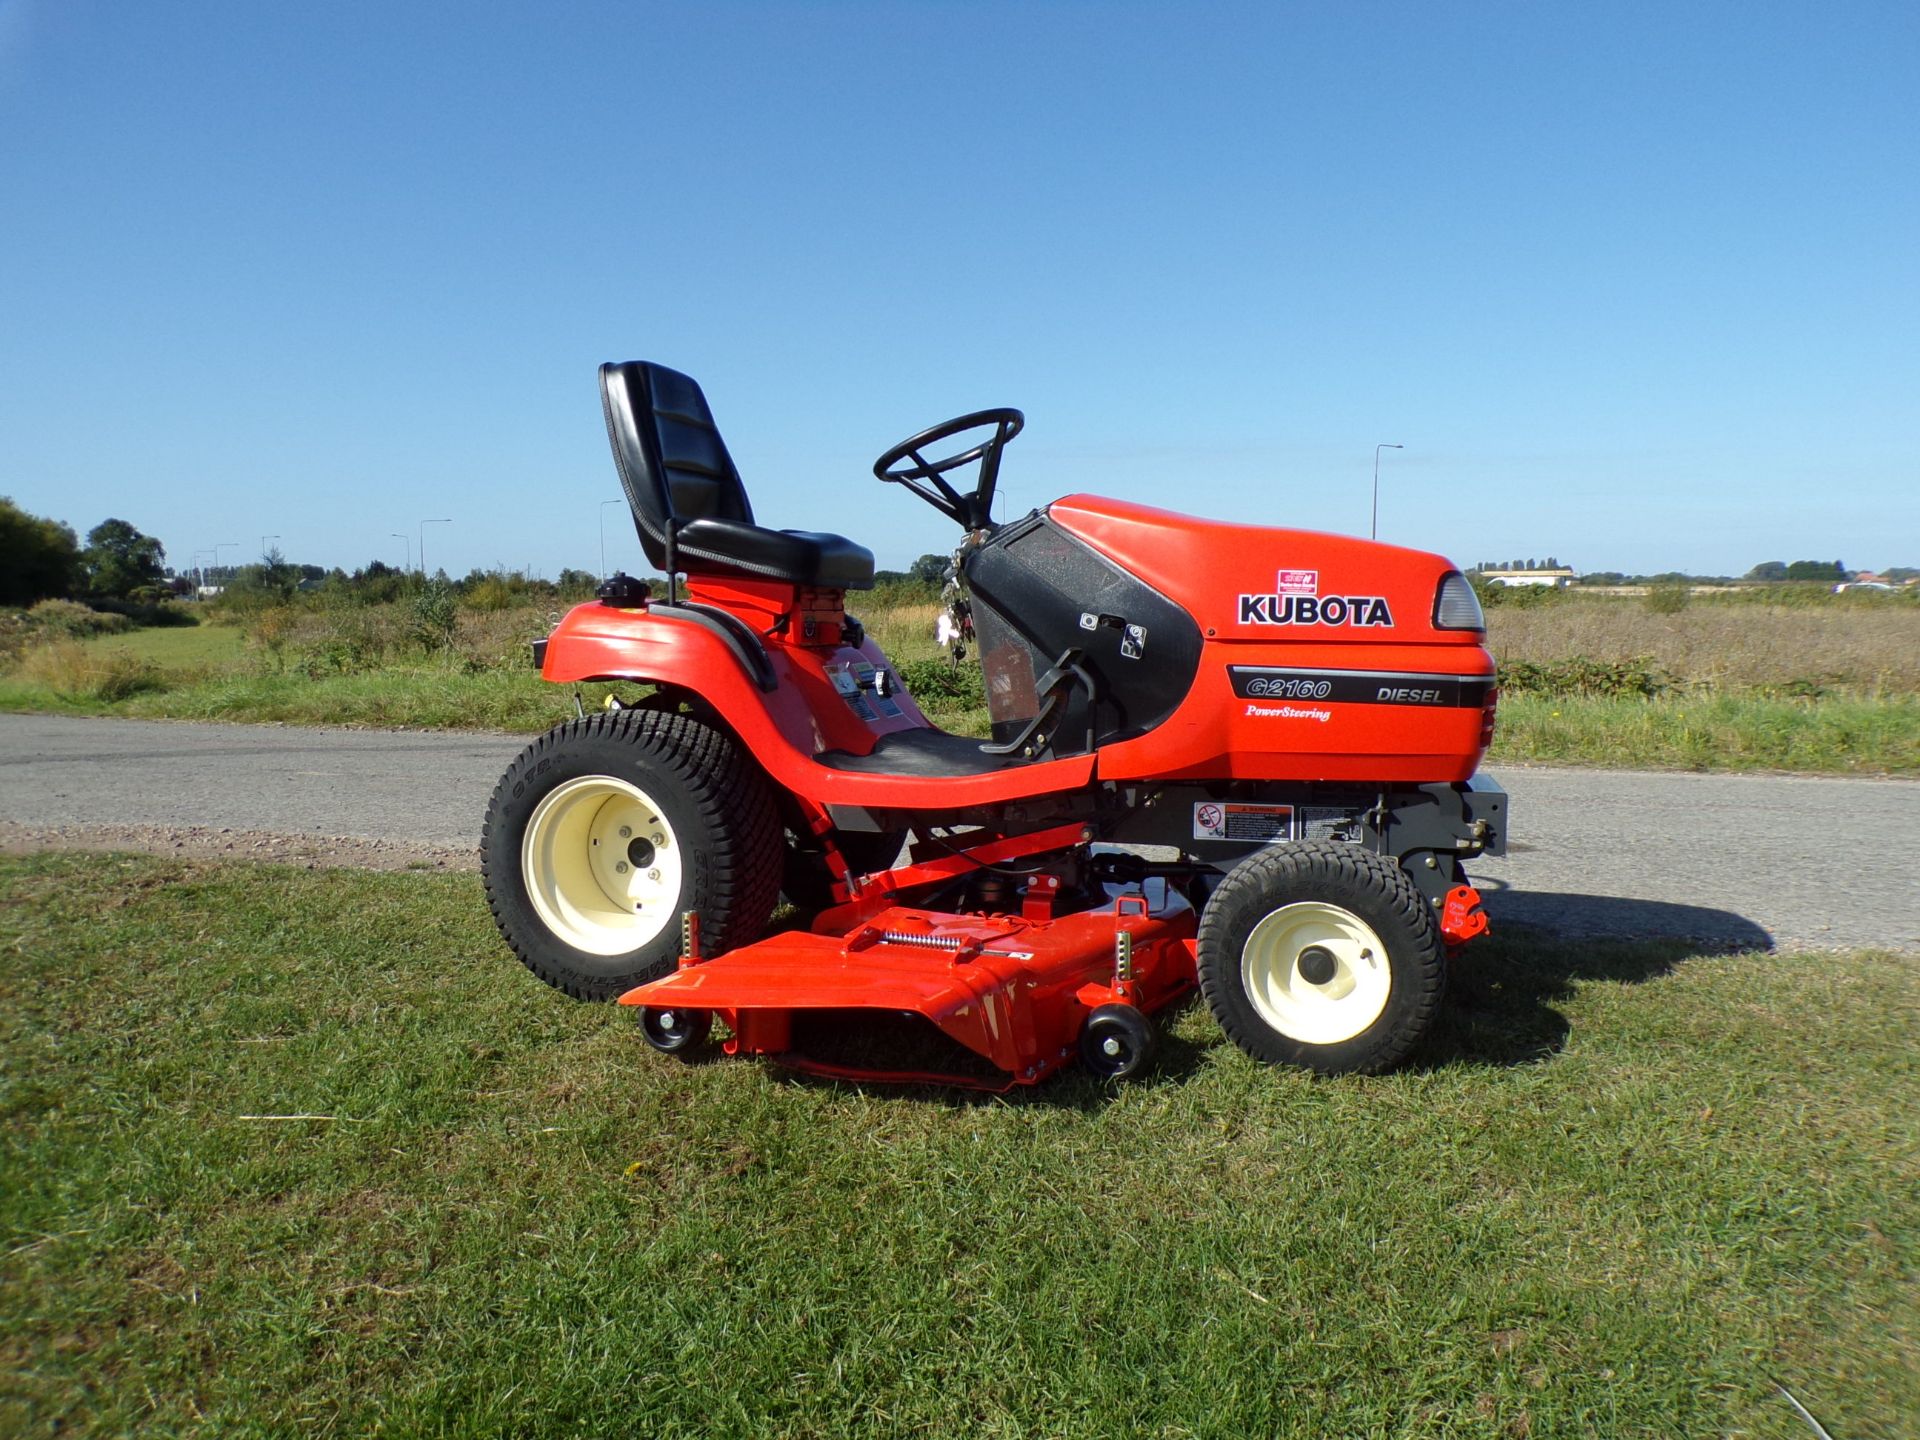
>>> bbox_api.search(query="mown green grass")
[0,664,573,732]
[1490,692,1920,775]
[82,621,249,666]
[2,854,1914,1438]
[0,655,988,739]
[0,666,989,740]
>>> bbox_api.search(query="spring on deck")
[879,930,965,950]
[876,930,1036,962]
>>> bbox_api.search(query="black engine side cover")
[965,512,1203,752]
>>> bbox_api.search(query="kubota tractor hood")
[1046,494,1482,649]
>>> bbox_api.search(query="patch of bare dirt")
[0,820,476,872]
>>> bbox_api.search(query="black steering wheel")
[872,407,1024,530]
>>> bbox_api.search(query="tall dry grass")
[1488,595,1920,695]
[12,640,165,701]
[858,598,945,665]
[238,599,558,676]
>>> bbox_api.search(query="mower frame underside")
[614,771,1496,1087]
[620,890,1198,1090]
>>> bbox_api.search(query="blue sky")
[2,1,1915,579]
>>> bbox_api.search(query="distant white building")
[1479,567,1575,589]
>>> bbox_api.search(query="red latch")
[1440,885,1489,947]
[1022,873,1062,921]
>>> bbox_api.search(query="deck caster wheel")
[1197,840,1444,1075]
[1080,1004,1155,1081]
[638,1006,712,1055]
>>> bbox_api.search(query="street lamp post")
[419,519,451,577]
[1371,444,1404,540]
[214,542,239,583]
[599,499,627,578]
[193,549,214,591]
[260,534,280,563]
[391,533,411,572]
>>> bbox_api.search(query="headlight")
[1433,571,1485,631]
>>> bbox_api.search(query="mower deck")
[619,893,1198,1089]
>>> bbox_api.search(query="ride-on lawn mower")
[481,362,1508,1086]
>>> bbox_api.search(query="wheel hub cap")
[522,776,682,956]
[1241,901,1391,1045]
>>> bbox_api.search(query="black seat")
[600,361,875,590]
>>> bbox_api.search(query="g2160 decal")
[1229,667,1495,708]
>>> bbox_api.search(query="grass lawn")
[0,665,576,733]
[1490,692,1920,776]
[2,855,1913,1437]
[84,623,250,667]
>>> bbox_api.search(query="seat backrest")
[600,362,754,568]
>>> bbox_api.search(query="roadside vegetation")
[1472,582,1920,773]
[6,569,1917,773]
[2,851,1913,1436]
[4,494,1917,768]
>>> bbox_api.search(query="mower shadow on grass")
[742,893,1773,1097]
[1419,892,1773,1069]
[710,894,1774,1098]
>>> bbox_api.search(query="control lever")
[980,649,1094,759]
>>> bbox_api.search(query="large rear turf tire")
[1196,841,1444,1075]
[481,711,782,1000]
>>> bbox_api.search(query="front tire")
[1197,841,1444,1075]
[482,711,781,1000]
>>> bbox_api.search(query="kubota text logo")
[1238,570,1394,628]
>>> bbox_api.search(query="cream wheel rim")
[522,776,682,956]
[1241,901,1391,1045]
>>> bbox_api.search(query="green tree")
[0,497,83,605]
[411,576,459,651]
[1745,561,1788,582]
[83,518,167,598]
[909,553,949,584]
[219,547,300,604]
[1784,559,1844,582]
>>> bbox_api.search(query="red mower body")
[485,360,1508,1087]
[541,493,1496,802]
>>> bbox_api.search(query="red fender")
[540,602,1094,808]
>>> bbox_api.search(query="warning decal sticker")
[1295,807,1364,843]
[1193,802,1295,843]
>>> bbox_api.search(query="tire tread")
[1196,840,1444,1074]
[480,710,781,1000]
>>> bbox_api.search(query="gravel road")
[1,713,1914,952]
